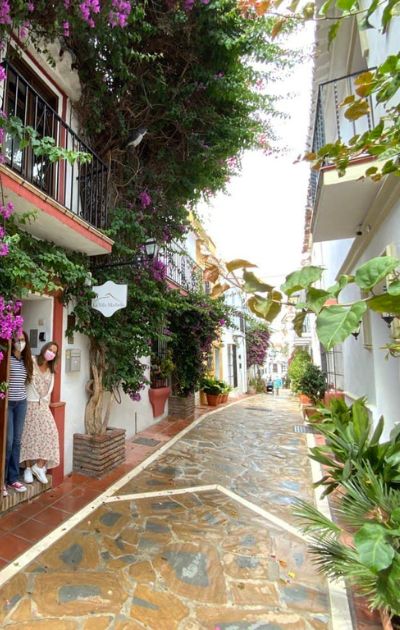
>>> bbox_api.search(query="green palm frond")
[293,499,342,538]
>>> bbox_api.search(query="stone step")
[0,474,53,514]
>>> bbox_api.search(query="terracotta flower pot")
[148,386,171,418]
[206,393,220,406]
[221,393,229,403]
[299,394,312,406]
[324,390,345,405]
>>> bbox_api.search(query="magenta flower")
[139,191,152,209]
[0,242,9,256]
[19,21,30,40]
[0,0,11,25]
[0,66,6,82]
[63,20,70,37]
[27,1,35,11]
[109,0,131,27]
[0,201,14,219]
[79,0,100,28]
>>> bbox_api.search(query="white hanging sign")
[91,280,128,317]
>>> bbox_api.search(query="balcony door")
[4,59,59,196]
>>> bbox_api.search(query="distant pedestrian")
[273,376,283,396]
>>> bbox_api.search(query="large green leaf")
[247,295,281,322]
[327,274,354,297]
[306,288,331,313]
[354,523,395,572]
[281,266,323,296]
[243,270,273,294]
[367,294,400,315]
[293,310,307,336]
[355,256,399,290]
[316,302,367,350]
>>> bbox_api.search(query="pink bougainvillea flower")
[139,191,152,209]
[0,66,7,82]
[0,242,9,256]
[0,0,11,25]
[27,1,35,11]
[109,0,131,27]
[63,20,70,37]
[19,20,30,40]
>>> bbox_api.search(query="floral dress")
[20,359,59,469]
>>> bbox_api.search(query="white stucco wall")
[60,307,164,476]
[313,201,400,436]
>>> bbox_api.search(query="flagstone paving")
[115,396,315,526]
[0,395,336,629]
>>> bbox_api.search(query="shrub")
[298,363,327,404]
[287,349,312,394]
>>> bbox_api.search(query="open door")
[0,340,11,491]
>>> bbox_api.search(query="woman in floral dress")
[20,341,60,485]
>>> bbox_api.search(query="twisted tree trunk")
[85,340,113,435]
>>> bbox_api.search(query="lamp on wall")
[233,334,241,344]
[144,240,159,260]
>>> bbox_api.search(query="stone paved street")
[0,395,336,629]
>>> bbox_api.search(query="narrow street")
[0,395,341,630]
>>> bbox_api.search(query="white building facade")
[307,8,400,435]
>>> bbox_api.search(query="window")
[4,58,59,196]
[320,344,344,390]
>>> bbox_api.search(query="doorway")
[0,296,54,493]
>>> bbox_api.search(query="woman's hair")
[37,340,59,374]
[12,330,33,383]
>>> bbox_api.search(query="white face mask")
[14,340,26,352]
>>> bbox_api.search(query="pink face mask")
[44,350,56,362]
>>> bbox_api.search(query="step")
[0,474,53,515]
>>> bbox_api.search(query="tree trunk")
[85,341,111,435]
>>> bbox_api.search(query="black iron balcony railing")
[1,61,108,230]
[160,248,204,293]
[309,68,377,206]
[90,246,204,293]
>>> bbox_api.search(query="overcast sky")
[200,25,314,289]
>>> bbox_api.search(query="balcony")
[90,246,204,293]
[309,69,383,243]
[160,248,204,293]
[0,61,112,255]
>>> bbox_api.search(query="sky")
[200,24,315,289]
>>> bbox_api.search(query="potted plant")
[294,466,400,626]
[202,377,224,406]
[309,398,400,498]
[298,364,327,419]
[219,381,232,403]
[287,349,312,403]
[148,351,174,418]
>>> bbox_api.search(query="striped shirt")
[8,355,28,401]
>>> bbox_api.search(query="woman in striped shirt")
[3,331,33,497]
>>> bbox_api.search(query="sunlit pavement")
[0,394,336,629]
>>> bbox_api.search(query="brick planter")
[73,427,126,478]
[168,393,195,419]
